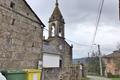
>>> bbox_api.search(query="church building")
[43,0,73,69]
[42,0,73,80]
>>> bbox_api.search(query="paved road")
[87,76,111,80]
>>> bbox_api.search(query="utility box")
[24,69,41,80]
[2,70,26,80]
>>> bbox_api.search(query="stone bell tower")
[48,0,65,38]
[43,1,74,80]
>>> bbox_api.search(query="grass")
[81,77,90,80]
[111,78,120,80]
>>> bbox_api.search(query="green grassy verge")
[111,78,120,80]
[81,77,90,80]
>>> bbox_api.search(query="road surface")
[87,76,111,80]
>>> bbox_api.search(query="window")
[32,43,34,47]
[115,69,119,74]
[59,60,62,67]
[11,19,15,25]
[26,13,29,16]
[10,2,15,8]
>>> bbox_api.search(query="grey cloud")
[26,0,120,58]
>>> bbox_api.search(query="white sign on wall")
[43,54,60,68]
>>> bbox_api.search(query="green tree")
[86,57,105,75]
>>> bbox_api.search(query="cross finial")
[56,0,59,6]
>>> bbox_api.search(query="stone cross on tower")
[56,0,58,6]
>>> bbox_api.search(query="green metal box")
[2,70,26,80]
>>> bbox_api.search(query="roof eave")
[24,0,45,27]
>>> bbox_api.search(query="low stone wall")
[43,64,84,80]
[43,68,60,80]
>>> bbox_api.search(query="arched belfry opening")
[51,24,55,37]
[58,27,62,37]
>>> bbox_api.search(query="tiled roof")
[104,50,120,58]
[43,44,60,55]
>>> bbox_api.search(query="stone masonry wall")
[0,0,43,69]
[43,65,82,80]
[64,42,72,67]
[47,37,72,68]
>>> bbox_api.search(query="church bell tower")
[48,0,65,38]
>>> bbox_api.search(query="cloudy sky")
[26,0,120,59]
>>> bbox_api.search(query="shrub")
[107,73,120,78]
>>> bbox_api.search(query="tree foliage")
[86,57,105,75]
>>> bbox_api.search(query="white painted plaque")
[43,54,60,68]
